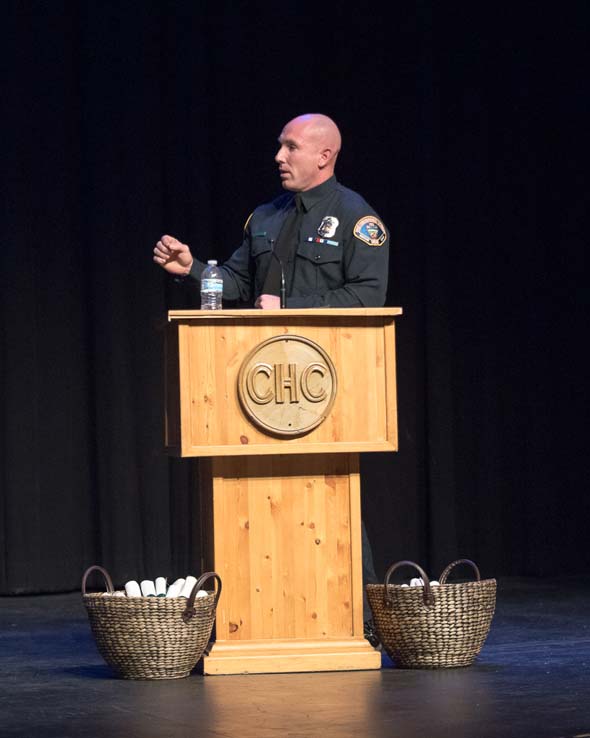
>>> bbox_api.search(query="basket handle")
[81,565,114,595]
[439,558,481,585]
[383,560,435,607]
[182,572,222,624]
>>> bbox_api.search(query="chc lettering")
[246,362,329,404]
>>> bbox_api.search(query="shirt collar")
[297,176,337,213]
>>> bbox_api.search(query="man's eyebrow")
[278,136,298,146]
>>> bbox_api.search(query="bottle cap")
[207,260,218,266]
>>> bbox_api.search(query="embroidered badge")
[354,216,387,246]
[317,216,339,239]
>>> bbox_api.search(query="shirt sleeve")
[189,223,254,303]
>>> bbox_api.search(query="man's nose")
[275,146,285,163]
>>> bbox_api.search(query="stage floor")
[1,576,589,738]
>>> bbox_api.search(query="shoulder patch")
[353,216,387,246]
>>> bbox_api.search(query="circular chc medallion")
[237,335,337,436]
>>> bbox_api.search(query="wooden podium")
[165,307,402,674]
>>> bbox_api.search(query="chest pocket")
[296,241,342,264]
[251,234,272,258]
[295,241,344,293]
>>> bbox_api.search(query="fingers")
[153,242,173,266]
[161,234,183,249]
[153,243,168,260]
[153,235,186,263]
[153,234,194,275]
[155,235,184,256]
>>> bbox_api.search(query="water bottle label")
[201,279,223,293]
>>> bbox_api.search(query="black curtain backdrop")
[2,2,588,594]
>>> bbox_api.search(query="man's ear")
[318,147,333,169]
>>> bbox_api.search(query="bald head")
[275,113,342,192]
[288,113,342,157]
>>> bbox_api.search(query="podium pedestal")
[199,454,379,674]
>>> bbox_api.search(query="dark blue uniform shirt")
[190,176,389,308]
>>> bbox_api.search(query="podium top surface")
[168,307,403,321]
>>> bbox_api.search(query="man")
[154,113,387,646]
[153,113,389,309]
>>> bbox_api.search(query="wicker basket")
[82,565,221,680]
[366,559,496,669]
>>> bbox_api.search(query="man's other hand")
[255,294,281,309]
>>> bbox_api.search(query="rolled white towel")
[196,589,209,598]
[431,580,440,586]
[165,578,185,598]
[124,580,141,597]
[410,577,425,587]
[179,575,198,598]
[155,577,167,597]
[140,580,157,597]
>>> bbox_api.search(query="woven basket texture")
[366,559,496,669]
[82,566,221,680]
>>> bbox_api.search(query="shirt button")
[315,255,321,261]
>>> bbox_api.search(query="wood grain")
[201,453,380,674]
[165,309,401,456]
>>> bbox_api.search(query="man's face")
[275,119,324,192]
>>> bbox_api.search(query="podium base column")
[199,453,378,675]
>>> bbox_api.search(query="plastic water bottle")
[200,260,223,310]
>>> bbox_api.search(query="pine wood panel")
[201,453,380,674]
[203,638,380,675]
[165,309,401,457]
[208,454,361,642]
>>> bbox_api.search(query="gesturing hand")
[153,234,194,276]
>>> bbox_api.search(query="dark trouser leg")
[361,519,381,647]
[362,519,378,622]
